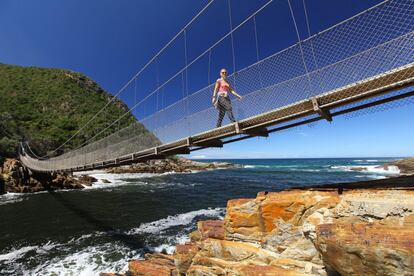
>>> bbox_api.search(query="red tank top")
[217,78,230,96]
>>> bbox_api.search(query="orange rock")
[187,264,226,275]
[234,264,309,276]
[260,191,339,232]
[199,238,278,263]
[225,198,264,242]
[174,242,199,274]
[224,190,339,242]
[314,222,414,275]
[197,220,225,240]
[99,273,124,276]
[128,254,176,276]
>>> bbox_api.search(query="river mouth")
[0,158,400,275]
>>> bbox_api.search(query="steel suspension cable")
[303,0,319,70]
[227,0,237,81]
[253,15,264,90]
[38,0,216,158]
[287,0,313,97]
[57,0,275,152]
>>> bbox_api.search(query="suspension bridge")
[19,0,414,173]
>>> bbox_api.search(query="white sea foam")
[352,159,381,162]
[0,245,38,262]
[127,207,225,235]
[0,236,142,276]
[0,193,26,206]
[354,175,387,180]
[78,171,177,190]
[31,243,142,276]
[1,206,224,275]
[331,165,400,175]
[152,233,191,255]
[288,168,321,172]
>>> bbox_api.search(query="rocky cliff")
[102,176,414,276]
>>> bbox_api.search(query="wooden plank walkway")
[20,64,414,172]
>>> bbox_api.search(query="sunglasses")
[221,71,228,74]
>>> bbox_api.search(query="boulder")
[386,157,414,175]
[197,220,225,240]
[314,222,414,276]
[78,175,98,184]
[174,242,199,274]
[128,253,177,276]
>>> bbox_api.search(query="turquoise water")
[0,157,401,275]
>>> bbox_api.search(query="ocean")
[0,158,401,275]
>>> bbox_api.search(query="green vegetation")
[0,63,148,161]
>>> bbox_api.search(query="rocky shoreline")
[105,157,237,174]
[386,157,414,175]
[0,157,236,195]
[101,175,414,276]
[0,159,98,194]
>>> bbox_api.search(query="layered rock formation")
[102,176,414,276]
[0,159,97,193]
[106,157,237,174]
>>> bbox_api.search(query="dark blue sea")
[0,158,401,275]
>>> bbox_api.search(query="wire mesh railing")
[20,0,414,172]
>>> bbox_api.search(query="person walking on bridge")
[212,68,242,127]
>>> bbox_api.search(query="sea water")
[0,157,401,275]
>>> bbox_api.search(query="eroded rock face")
[315,223,414,276]
[105,177,414,276]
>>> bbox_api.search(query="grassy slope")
[0,63,155,159]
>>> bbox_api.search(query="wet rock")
[349,166,367,172]
[78,175,98,183]
[1,158,85,193]
[386,157,414,175]
[102,179,111,183]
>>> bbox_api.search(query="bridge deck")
[20,63,414,172]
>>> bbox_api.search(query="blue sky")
[1,0,413,158]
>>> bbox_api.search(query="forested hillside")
[0,63,155,161]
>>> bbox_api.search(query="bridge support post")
[311,97,332,122]
[235,121,243,134]
[186,137,193,147]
